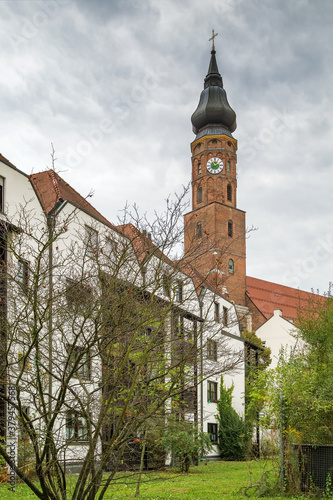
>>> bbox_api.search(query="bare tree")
[0,190,244,500]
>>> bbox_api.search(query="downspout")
[199,299,203,434]
[47,214,54,418]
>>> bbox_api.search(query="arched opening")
[228,258,234,274]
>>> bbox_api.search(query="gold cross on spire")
[209,29,218,50]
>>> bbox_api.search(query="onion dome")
[191,49,237,138]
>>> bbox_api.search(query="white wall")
[256,309,299,369]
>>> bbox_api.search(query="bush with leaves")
[156,419,212,473]
[217,376,249,460]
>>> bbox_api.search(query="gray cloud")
[1,0,333,293]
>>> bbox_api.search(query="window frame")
[85,225,98,257]
[175,281,183,302]
[214,301,220,323]
[18,259,29,293]
[223,306,228,327]
[207,339,218,361]
[196,221,202,238]
[207,381,218,403]
[162,274,171,297]
[208,422,218,443]
[228,258,234,274]
[66,411,88,441]
[0,176,4,213]
[228,220,233,238]
[66,344,91,379]
[227,183,232,202]
[196,185,202,204]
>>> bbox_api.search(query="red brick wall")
[184,133,247,306]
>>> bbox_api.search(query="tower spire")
[191,43,237,137]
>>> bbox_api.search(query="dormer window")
[196,185,202,204]
[0,177,4,213]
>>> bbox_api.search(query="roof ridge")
[48,169,62,202]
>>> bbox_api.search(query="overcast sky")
[1,0,333,294]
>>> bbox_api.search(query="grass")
[0,460,308,499]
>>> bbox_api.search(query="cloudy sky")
[1,0,333,294]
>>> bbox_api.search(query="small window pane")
[208,423,218,443]
[227,184,232,201]
[228,221,233,237]
[196,222,202,238]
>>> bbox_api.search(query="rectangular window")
[67,345,91,379]
[85,226,98,257]
[18,259,29,293]
[105,236,118,255]
[223,306,228,327]
[66,411,88,441]
[175,314,184,337]
[207,381,218,403]
[176,282,183,302]
[196,185,202,204]
[196,222,202,238]
[163,275,171,297]
[214,302,220,322]
[207,339,218,361]
[0,176,4,213]
[66,278,92,311]
[208,423,218,443]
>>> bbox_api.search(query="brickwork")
[184,133,247,307]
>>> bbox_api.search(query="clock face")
[207,157,224,174]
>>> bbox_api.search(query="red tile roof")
[246,276,325,323]
[30,170,115,228]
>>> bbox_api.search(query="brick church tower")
[184,44,247,308]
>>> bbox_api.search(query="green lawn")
[0,461,307,499]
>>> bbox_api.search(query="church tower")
[184,41,246,308]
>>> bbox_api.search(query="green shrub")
[217,377,250,461]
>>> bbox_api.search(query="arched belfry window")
[227,184,232,202]
[196,185,202,204]
[228,220,233,238]
[228,259,234,274]
[196,221,202,238]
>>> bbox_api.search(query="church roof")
[30,170,115,228]
[246,276,325,323]
[191,49,237,136]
